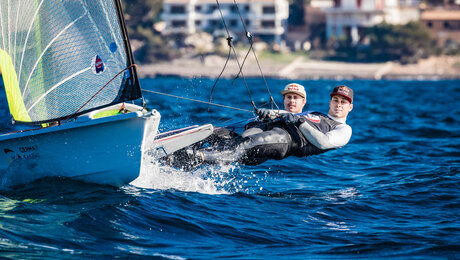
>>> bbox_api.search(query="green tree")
[288,0,310,26]
[121,0,178,63]
[366,21,435,63]
[423,0,457,6]
[121,0,161,30]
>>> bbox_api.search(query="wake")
[130,160,241,194]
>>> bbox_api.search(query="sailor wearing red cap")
[164,84,353,169]
[295,85,353,155]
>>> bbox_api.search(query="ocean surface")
[0,78,458,259]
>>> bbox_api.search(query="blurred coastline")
[137,54,460,80]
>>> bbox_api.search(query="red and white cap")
[281,83,306,99]
[330,85,353,103]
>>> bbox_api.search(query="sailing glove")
[279,113,296,124]
[256,108,272,119]
[280,113,305,126]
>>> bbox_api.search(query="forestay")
[0,0,141,124]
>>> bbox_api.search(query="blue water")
[0,78,458,259]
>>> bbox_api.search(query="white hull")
[148,124,213,159]
[0,104,160,187]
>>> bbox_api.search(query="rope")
[142,89,252,113]
[215,0,256,111]
[218,116,258,128]
[231,44,251,85]
[63,64,138,123]
[208,37,233,112]
[232,0,279,110]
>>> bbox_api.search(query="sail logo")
[91,55,105,74]
[109,42,118,53]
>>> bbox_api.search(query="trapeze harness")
[200,112,345,166]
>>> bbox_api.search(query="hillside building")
[324,0,419,44]
[421,9,460,47]
[161,0,289,44]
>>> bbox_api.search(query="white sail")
[0,0,141,123]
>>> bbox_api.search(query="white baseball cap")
[281,83,306,99]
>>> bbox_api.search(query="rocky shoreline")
[137,55,460,80]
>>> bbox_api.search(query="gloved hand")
[256,108,273,119]
[279,113,296,124]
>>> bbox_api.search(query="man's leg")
[201,127,292,166]
[161,127,239,170]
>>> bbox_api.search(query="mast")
[114,0,141,100]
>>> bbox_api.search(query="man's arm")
[256,108,289,120]
[298,122,352,150]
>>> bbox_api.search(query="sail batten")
[0,0,142,124]
[22,12,87,98]
[27,67,91,114]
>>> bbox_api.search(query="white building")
[161,0,289,44]
[310,0,334,9]
[325,0,419,44]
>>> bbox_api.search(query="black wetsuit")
[199,112,343,166]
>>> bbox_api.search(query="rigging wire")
[208,37,233,112]
[231,0,280,110]
[230,40,251,86]
[62,64,137,123]
[211,0,257,111]
[142,89,252,113]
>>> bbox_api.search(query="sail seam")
[80,2,114,67]
[0,1,5,50]
[27,67,90,114]
[17,0,44,88]
[22,12,87,98]
[7,0,10,55]
[98,0,121,64]
[13,1,21,67]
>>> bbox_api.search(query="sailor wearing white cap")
[165,84,354,169]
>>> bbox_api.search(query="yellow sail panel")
[0,49,32,122]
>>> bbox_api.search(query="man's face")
[283,93,306,114]
[328,95,353,118]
